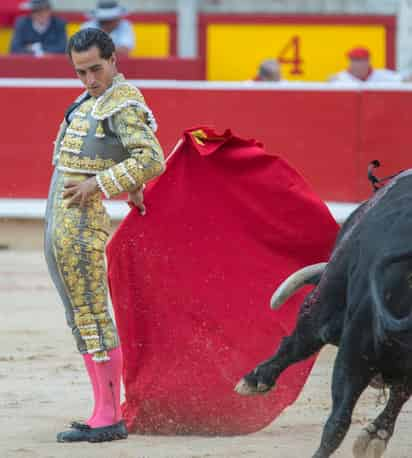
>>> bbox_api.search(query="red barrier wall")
[359,91,412,197]
[1,83,411,202]
[0,55,204,80]
[0,0,21,26]
[145,88,360,201]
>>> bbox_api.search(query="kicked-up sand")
[1,249,411,458]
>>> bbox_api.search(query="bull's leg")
[235,312,326,395]
[312,345,372,458]
[353,380,412,458]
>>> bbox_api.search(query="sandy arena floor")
[1,249,412,458]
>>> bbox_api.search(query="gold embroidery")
[70,117,91,136]
[191,129,207,145]
[57,74,164,198]
[76,98,95,116]
[52,120,67,165]
[95,121,105,138]
[92,81,146,120]
[191,128,228,145]
[98,172,121,196]
[93,103,165,197]
[50,172,117,361]
[60,134,84,154]
[58,151,115,172]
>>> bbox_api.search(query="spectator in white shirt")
[329,47,402,83]
[82,1,135,55]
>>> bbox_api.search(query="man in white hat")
[82,1,135,55]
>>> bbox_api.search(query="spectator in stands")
[254,59,282,82]
[329,47,402,83]
[9,0,67,56]
[82,1,135,55]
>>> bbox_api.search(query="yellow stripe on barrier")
[207,24,387,81]
[130,23,170,57]
[0,22,170,57]
[0,29,13,55]
[67,23,170,57]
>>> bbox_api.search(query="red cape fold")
[107,127,339,435]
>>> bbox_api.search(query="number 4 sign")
[278,36,304,75]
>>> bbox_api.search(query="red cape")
[107,127,338,435]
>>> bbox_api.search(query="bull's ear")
[303,273,322,286]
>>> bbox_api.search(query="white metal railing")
[52,0,399,15]
[0,198,358,224]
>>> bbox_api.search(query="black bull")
[235,168,412,458]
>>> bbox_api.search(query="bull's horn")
[270,263,327,310]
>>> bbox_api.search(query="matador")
[44,28,165,442]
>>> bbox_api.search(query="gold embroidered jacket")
[53,74,165,198]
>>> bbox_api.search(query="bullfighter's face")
[70,45,117,98]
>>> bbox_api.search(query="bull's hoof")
[234,378,257,396]
[352,424,388,458]
[234,378,272,396]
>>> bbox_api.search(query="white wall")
[53,0,399,14]
[199,0,398,14]
[52,0,176,12]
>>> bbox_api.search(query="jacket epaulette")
[91,82,158,131]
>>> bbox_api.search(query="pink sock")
[88,347,123,428]
[82,354,100,425]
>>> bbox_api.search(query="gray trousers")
[44,169,119,362]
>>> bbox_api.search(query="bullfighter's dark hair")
[67,28,115,60]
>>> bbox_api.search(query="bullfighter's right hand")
[128,185,146,216]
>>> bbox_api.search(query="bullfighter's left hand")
[63,177,99,208]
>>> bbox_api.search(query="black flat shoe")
[57,420,128,443]
[69,421,90,431]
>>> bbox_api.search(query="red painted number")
[277,36,303,75]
